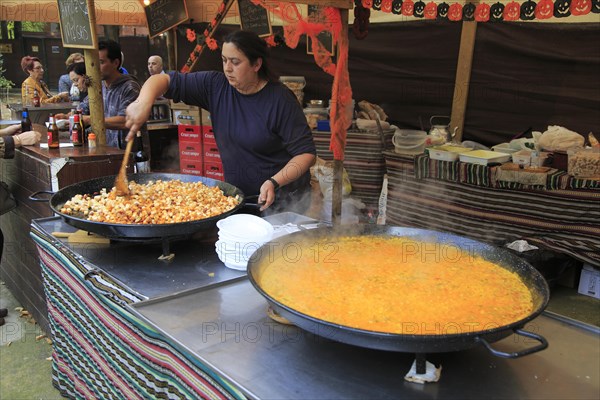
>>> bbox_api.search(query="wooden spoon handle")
[120,139,134,171]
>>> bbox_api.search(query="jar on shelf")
[304,106,329,130]
[280,76,306,105]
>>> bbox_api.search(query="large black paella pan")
[247,224,549,357]
[30,173,245,240]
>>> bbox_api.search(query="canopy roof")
[0,0,243,26]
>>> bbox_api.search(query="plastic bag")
[538,126,585,151]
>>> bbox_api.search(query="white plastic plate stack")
[215,214,274,270]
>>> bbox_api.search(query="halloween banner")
[357,0,599,21]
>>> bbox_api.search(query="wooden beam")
[450,2,479,143]
[85,0,105,145]
[184,0,237,73]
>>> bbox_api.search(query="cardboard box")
[173,109,201,126]
[201,109,211,126]
[204,160,224,181]
[179,158,203,175]
[578,264,600,299]
[178,125,201,142]
[179,141,202,160]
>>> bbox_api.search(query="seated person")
[21,56,69,105]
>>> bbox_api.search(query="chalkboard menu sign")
[306,5,335,57]
[238,0,272,38]
[57,0,96,49]
[145,0,189,38]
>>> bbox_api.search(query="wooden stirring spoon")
[115,138,134,196]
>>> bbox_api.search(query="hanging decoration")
[358,0,597,20]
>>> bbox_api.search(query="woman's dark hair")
[68,61,86,75]
[223,30,278,82]
[21,56,41,73]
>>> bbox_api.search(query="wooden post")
[331,8,350,226]
[450,2,479,142]
[166,29,177,71]
[85,1,105,144]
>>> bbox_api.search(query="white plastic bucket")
[392,129,427,155]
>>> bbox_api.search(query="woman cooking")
[21,56,69,105]
[126,30,316,213]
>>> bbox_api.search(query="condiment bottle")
[68,108,76,133]
[71,113,83,146]
[134,131,151,173]
[47,113,59,149]
[87,132,97,149]
[76,110,86,144]
[21,108,32,132]
[33,89,41,107]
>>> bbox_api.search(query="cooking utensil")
[29,173,246,240]
[115,139,134,196]
[247,224,549,357]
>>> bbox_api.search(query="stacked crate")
[176,107,224,181]
[178,125,203,175]
[201,125,224,180]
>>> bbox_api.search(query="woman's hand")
[14,130,41,146]
[125,74,171,142]
[258,179,278,211]
[125,100,153,141]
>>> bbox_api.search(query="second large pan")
[248,224,549,357]
[31,173,245,240]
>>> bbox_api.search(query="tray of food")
[428,145,473,162]
[459,150,512,165]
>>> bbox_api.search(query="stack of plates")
[215,214,274,270]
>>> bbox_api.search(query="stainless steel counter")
[33,218,245,299]
[33,217,600,399]
[132,280,600,400]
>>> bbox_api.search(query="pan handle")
[29,190,55,202]
[477,328,548,359]
[244,194,263,210]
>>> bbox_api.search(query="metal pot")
[247,224,549,358]
[29,173,247,240]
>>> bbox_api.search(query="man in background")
[95,40,147,149]
[147,55,165,76]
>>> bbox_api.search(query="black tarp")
[179,21,599,147]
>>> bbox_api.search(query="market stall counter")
[30,217,600,399]
[0,143,132,332]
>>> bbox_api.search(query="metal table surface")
[33,217,245,299]
[132,279,600,400]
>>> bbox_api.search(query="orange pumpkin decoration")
[535,0,554,18]
[475,2,490,21]
[448,3,462,20]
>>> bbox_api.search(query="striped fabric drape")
[384,152,600,267]
[30,225,247,400]
[312,129,394,209]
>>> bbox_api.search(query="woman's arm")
[125,74,171,141]
[258,153,316,210]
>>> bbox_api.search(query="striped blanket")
[30,225,246,400]
[384,152,600,267]
[414,153,600,190]
[313,129,394,209]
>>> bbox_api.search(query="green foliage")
[21,21,46,32]
[0,53,14,89]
